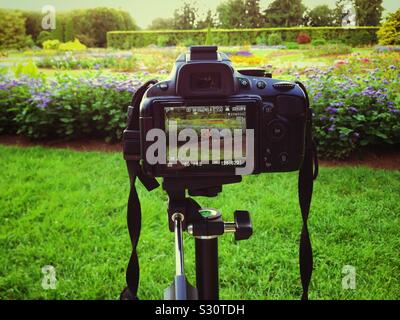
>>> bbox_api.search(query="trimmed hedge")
[107,27,379,49]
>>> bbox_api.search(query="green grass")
[0,145,399,300]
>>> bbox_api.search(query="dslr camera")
[124,46,311,177]
[121,46,317,301]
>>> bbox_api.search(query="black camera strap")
[297,81,319,300]
[123,80,160,300]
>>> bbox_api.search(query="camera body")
[126,46,309,178]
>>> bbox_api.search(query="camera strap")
[123,80,160,300]
[297,81,319,300]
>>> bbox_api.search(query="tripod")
[162,176,253,300]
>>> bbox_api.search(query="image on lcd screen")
[164,105,247,167]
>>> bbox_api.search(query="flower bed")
[304,53,400,158]
[1,52,399,159]
[0,72,139,141]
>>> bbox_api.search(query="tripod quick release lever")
[187,209,253,241]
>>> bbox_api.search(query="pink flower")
[334,60,349,67]
[360,58,370,63]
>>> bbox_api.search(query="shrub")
[107,27,379,48]
[42,39,61,50]
[267,33,282,46]
[58,39,87,51]
[11,61,42,79]
[37,31,53,46]
[205,26,214,46]
[66,8,138,47]
[377,9,400,45]
[157,35,170,47]
[0,73,136,140]
[305,56,400,159]
[22,11,43,43]
[2,53,399,159]
[297,32,311,44]
[254,34,264,45]
[0,9,32,49]
[285,42,300,49]
[75,34,96,48]
[312,39,327,46]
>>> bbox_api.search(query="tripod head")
[162,175,253,300]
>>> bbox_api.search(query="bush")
[2,53,399,159]
[37,31,53,46]
[0,73,136,140]
[11,61,41,79]
[267,33,282,46]
[285,42,300,49]
[107,27,379,48]
[42,39,61,50]
[75,34,96,48]
[66,8,138,47]
[305,56,400,159]
[0,9,32,49]
[377,9,400,45]
[157,35,170,47]
[58,39,87,51]
[22,11,43,43]
[297,32,311,44]
[312,39,327,46]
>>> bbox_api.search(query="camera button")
[239,78,249,88]
[256,81,266,89]
[159,83,169,91]
[279,153,289,165]
[270,122,285,139]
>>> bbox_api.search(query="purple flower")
[389,65,396,70]
[326,106,338,114]
[328,125,336,132]
[348,107,358,113]
[236,51,252,57]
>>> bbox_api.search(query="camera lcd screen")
[190,73,221,91]
[164,105,247,167]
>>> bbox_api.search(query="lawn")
[0,145,399,300]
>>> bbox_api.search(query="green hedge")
[107,27,379,49]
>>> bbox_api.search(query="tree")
[333,0,347,26]
[334,0,384,26]
[306,5,335,26]
[217,0,247,28]
[263,0,307,27]
[22,11,43,42]
[377,8,400,45]
[354,0,384,26]
[243,0,263,28]
[0,9,31,49]
[148,17,175,30]
[173,1,198,30]
[119,10,139,30]
[197,10,216,29]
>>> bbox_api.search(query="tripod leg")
[195,238,219,300]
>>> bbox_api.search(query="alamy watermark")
[41,5,56,30]
[342,265,356,290]
[41,265,57,290]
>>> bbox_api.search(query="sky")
[0,0,398,28]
